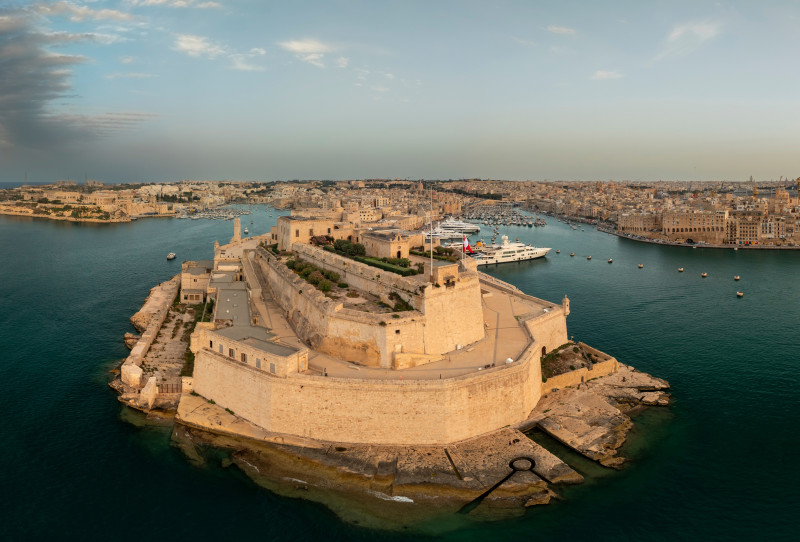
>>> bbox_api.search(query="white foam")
[367,490,414,503]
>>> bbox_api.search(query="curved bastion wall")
[192,338,546,446]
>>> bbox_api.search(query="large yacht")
[472,235,550,266]
[437,217,480,234]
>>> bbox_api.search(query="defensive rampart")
[193,338,545,446]
[253,247,484,367]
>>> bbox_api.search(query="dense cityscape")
[4,178,799,247]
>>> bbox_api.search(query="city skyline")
[2,1,800,183]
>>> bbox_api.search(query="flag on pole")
[463,234,474,254]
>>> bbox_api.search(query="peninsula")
[111,211,670,526]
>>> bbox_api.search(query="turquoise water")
[0,209,797,540]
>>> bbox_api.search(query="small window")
[209,340,213,348]
[270,362,276,374]
[193,279,197,282]
[218,344,223,354]
[241,353,247,363]
[295,229,299,237]
[395,329,400,334]
[256,358,261,369]
[229,348,234,358]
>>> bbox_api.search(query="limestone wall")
[193,340,544,446]
[522,310,570,357]
[121,275,179,388]
[256,247,481,367]
[541,358,619,394]
[290,244,424,309]
[266,245,485,362]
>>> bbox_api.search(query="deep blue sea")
[1,207,797,541]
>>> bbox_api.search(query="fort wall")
[254,246,484,367]
[541,358,619,394]
[193,339,544,446]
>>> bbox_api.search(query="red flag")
[463,234,474,254]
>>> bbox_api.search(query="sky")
[1,0,800,183]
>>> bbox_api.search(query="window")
[270,362,276,374]
[241,353,247,363]
[218,344,223,354]
[295,229,299,237]
[229,348,234,358]
[256,358,261,369]
[209,340,213,348]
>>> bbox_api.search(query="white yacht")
[472,235,550,266]
[437,217,480,234]
[167,252,176,260]
[424,226,463,242]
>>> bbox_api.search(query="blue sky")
[2,1,799,183]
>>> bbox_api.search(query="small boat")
[570,252,575,257]
[737,291,744,297]
[638,264,644,268]
[244,228,249,234]
[608,259,613,263]
[734,276,740,281]
[167,252,176,260]
[701,272,708,278]
[556,250,560,254]
[587,255,592,260]
[678,267,684,272]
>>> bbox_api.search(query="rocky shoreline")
[164,364,669,527]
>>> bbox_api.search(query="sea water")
[0,208,797,540]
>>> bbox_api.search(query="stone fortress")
[116,212,669,521]
[177,215,584,445]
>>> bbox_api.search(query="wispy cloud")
[592,70,622,80]
[174,34,226,58]
[278,38,333,67]
[514,37,537,47]
[335,56,349,68]
[547,25,576,35]
[230,48,266,71]
[653,22,721,61]
[33,1,136,22]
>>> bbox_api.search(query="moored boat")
[472,235,550,266]
[167,252,176,260]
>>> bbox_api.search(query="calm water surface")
[0,209,797,540]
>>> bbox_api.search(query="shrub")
[307,271,324,285]
[346,291,359,298]
[299,267,314,279]
[573,346,579,353]
[337,282,349,289]
[286,259,297,270]
[318,279,332,292]
[324,270,340,282]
